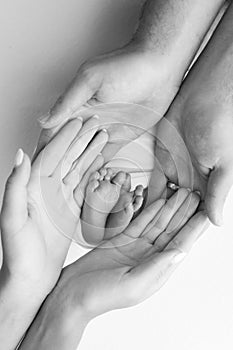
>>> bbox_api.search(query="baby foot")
[105,184,144,239]
[81,169,129,245]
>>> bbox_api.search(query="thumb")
[126,249,186,305]
[205,165,233,226]
[1,149,31,234]
[39,65,101,129]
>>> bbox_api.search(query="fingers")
[153,192,200,251]
[143,188,190,243]
[39,63,101,129]
[123,249,185,306]
[165,211,210,254]
[60,116,101,178]
[63,129,108,187]
[1,150,31,234]
[33,118,84,176]
[124,199,166,239]
[205,165,233,226]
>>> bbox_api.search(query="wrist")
[20,284,91,350]
[0,267,49,308]
[125,40,183,91]
[0,270,47,350]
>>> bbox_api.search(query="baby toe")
[134,185,144,197]
[111,171,127,187]
[99,167,107,180]
[133,195,144,212]
[121,173,132,192]
[89,171,100,182]
[87,179,100,193]
[104,168,113,181]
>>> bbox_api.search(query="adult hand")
[19,189,209,350]
[148,0,233,226]
[36,42,180,161]
[0,116,108,296]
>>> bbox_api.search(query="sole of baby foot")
[104,184,144,239]
[81,169,127,246]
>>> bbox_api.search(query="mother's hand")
[19,190,209,350]
[1,116,108,297]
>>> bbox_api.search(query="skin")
[0,0,227,347]
[0,117,108,349]
[149,0,233,226]
[19,191,208,350]
[37,0,225,162]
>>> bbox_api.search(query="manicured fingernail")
[172,252,186,264]
[77,116,83,122]
[102,128,108,133]
[93,115,99,119]
[38,112,50,125]
[15,148,24,167]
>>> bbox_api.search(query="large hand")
[0,116,108,296]
[150,2,233,226]
[148,73,233,226]
[18,189,208,350]
[37,42,180,161]
[52,189,204,318]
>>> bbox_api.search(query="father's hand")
[36,42,180,162]
[39,42,179,129]
[149,93,233,226]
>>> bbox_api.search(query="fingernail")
[194,190,201,197]
[15,148,24,167]
[172,252,186,264]
[102,128,108,133]
[38,112,50,125]
[215,216,223,226]
[77,116,83,122]
[93,115,99,119]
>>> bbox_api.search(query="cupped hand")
[0,116,108,295]
[37,42,180,161]
[55,188,206,319]
[149,88,233,226]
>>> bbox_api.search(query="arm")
[0,117,107,349]
[0,274,46,350]
[153,0,233,225]
[17,286,89,350]
[134,0,226,80]
[38,0,225,151]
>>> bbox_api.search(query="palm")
[148,116,208,206]
[78,103,160,161]
[44,44,181,162]
[148,99,233,223]
[60,190,202,318]
[1,118,107,293]
[65,235,152,316]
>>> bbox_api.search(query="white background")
[0,1,233,349]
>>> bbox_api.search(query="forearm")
[182,0,233,95]
[134,0,225,82]
[19,280,90,350]
[0,272,46,350]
